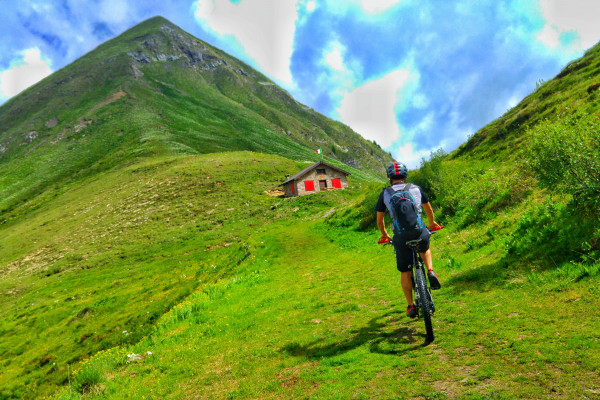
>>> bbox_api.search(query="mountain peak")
[0,17,391,214]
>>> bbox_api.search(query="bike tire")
[415,266,434,342]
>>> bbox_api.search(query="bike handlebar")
[378,226,443,245]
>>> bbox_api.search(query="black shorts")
[392,229,431,272]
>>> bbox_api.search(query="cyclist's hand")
[429,222,442,231]
[378,233,391,243]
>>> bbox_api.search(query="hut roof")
[278,161,351,186]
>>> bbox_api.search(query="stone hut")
[278,161,351,197]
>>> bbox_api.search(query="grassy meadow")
[0,147,598,399]
[48,182,600,399]
[2,14,600,400]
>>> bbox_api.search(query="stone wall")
[294,166,348,197]
[283,182,298,197]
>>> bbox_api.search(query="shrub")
[526,111,600,215]
[505,197,600,265]
[413,152,534,226]
[324,183,386,232]
[410,148,447,201]
[586,82,600,94]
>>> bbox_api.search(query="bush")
[324,183,387,232]
[412,151,534,226]
[411,148,447,201]
[526,111,600,215]
[505,197,600,265]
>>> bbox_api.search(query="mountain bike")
[380,227,442,342]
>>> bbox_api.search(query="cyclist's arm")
[422,202,441,231]
[377,211,391,241]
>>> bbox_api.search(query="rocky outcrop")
[126,23,243,77]
[45,118,58,128]
[25,131,38,143]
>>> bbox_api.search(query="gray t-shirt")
[375,183,429,217]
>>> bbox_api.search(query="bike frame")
[406,238,435,342]
[381,228,440,342]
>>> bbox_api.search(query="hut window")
[304,180,315,191]
[316,168,326,174]
[332,178,342,188]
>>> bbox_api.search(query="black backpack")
[386,184,424,239]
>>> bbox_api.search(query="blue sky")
[1,0,599,167]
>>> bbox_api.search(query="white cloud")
[323,41,345,72]
[411,93,429,109]
[323,0,404,15]
[0,48,52,99]
[537,23,561,48]
[98,0,130,23]
[337,68,411,148]
[194,0,298,86]
[392,142,430,169]
[358,0,403,14]
[538,0,600,50]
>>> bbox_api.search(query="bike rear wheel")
[415,265,434,342]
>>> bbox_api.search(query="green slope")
[0,16,392,219]
[454,39,600,161]
[0,152,364,398]
[2,13,600,400]
[409,38,600,273]
[50,207,600,399]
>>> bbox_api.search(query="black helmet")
[386,162,407,179]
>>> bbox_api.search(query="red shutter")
[304,180,315,191]
[332,178,342,188]
[291,184,295,194]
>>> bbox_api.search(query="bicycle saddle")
[406,239,422,248]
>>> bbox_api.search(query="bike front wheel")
[415,266,434,342]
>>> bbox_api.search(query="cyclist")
[375,161,442,318]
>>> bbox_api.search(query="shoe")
[406,304,417,318]
[428,271,441,290]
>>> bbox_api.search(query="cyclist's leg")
[393,235,414,306]
[417,230,441,289]
[417,229,433,272]
[400,271,413,305]
[420,248,433,272]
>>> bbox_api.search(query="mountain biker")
[375,161,442,318]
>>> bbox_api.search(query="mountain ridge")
[451,38,600,160]
[0,16,392,218]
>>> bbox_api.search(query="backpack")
[386,184,424,239]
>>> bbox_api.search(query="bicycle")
[379,226,442,343]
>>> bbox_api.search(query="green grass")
[2,13,600,400]
[1,149,599,399]
[48,212,600,399]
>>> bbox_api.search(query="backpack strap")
[387,183,410,195]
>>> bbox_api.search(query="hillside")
[0,152,350,397]
[410,38,600,268]
[0,16,392,221]
[453,38,600,160]
[2,151,598,399]
[1,15,600,400]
